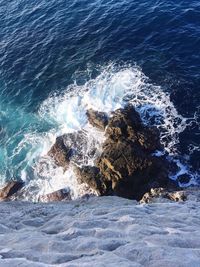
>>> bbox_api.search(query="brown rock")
[39,189,71,202]
[86,109,108,131]
[136,126,162,152]
[73,165,109,195]
[48,104,170,201]
[97,140,152,181]
[105,105,162,151]
[72,105,169,200]
[96,139,168,200]
[48,136,73,170]
[0,181,24,201]
[48,131,99,169]
[105,105,142,141]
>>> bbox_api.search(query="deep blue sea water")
[0,0,199,199]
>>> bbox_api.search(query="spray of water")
[8,64,198,201]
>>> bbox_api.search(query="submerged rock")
[0,181,24,201]
[86,109,108,131]
[178,174,191,184]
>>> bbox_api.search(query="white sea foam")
[15,64,197,201]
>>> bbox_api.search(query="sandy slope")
[0,196,200,267]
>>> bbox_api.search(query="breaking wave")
[2,64,199,201]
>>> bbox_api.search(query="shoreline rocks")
[0,181,24,201]
[48,130,100,169]
[39,189,71,202]
[47,135,73,170]
[86,109,108,131]
[48,104,178,201]
[73,165,109,195]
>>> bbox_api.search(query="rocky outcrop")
[48,131,99,169]
[48,136,73,170]
[39,189,71,202]
[105,105,162,152]
[0,181,24,201]
[86,109,108,131]
[95,140,168,200]
[48,104,176,201]
[73,165,108,195]
[77,105,171,200]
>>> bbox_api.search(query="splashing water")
[1,64,198,201]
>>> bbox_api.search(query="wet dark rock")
[74,105,170,200]
[86,109,108,131]
[73,165,109,195]
[96,140,168,200]
[48,136,73,170]
[49,104,173,201]
[0,181,24,201]
[48,131,99,169]
[39,189,71,202]
[87,105,168,200]
[105,105,162,152]
[105,105,142,141]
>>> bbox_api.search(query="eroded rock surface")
[105,105,162,152]
[39,189,71,202]
[78,105,171,200]
[48,135,73,170]
[0,181,24,201]
[73,165,108,195]
[48,105,176,201]
[48,131,99,169]
[86,109,108,131]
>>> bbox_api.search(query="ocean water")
[0,0,199,200]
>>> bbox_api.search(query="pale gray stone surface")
[0,196,199,266]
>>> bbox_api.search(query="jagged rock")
[73,165,108,195]
[48,136,73,170]
[86,109,108,131]
[105,105,141,141]
[39,189,71,202]
[96,139,168,200]
[105,105,162,152]
[84,105,168,200]
[97,140,152,182]
[48,104,172,201]
[140,188,187,203]
[0,181,24,201]
[48,131,99,169]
